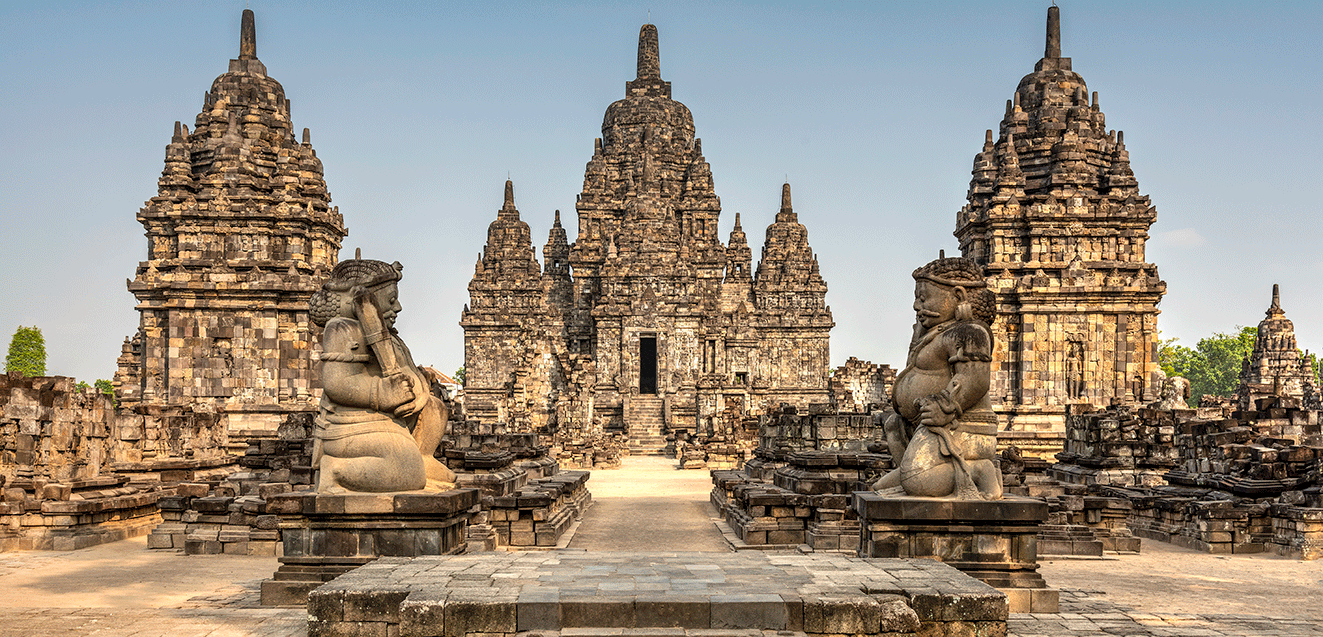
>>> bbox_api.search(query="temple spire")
[781,182,793,212]
[504,179,515,208]
[240,9,257,60]
[1045,5,1061,59]
[637,24,661,79]
[1268,283,1284,317]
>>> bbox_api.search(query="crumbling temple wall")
[113,9,347,434]
[462,26,833,458]
[829,357,895,414]
[955,7,1165,456]
[0,374,229,551]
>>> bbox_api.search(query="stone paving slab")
[309,551,1006,636]
[1009,589,1323,637]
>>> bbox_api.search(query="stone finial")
[240,9,257,60]
[172,121,184,143]
[733,212,742,230]
[504,179,515,208]
[1045,5,1061,59]
[1268,283,1285,317]
[553,209,562,226]
[781,183,793,213]
[637,24,661,80]
[303,128,311,144]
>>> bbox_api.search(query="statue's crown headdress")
[912,250,986,288]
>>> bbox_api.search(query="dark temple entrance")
[639,336,657,394]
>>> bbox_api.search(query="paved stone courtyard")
[0,457,1318,636]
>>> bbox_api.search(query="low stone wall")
[0,475,163,551]
[712,451,887,551]
[554,433,627,470]
[488,471,591,547]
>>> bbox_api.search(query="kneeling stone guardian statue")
[309,254,455,493]
[872,253,1003,500]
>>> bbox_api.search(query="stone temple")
[462,25,833,453]
[113,10,348,431]
[1236,285,1318,409]
[955,7,1165,454]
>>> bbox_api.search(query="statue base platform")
[853,492,1058,613]
[259,489,479,606]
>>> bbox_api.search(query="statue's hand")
[380,373,416,411]
[915,396,955,429]
[395,378,429,419]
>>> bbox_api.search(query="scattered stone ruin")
[113,9,347,433]
[955,6,1166,456]
[829,357,895,415]
[462,25,834,459]
[0,373,230,551]
[710,403,887,552]
[1041,290,1323,559]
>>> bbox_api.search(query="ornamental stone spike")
[781,182,793,213]
[1045,5,1061,59]
[637,24,661,80]
[239,9,257,60]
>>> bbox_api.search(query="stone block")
[634,595,709,628]
[342,587,412,623]
[516,590,559,631]
[803,596,881,634]
[443,595,516,637]
[176,483,210,498]
[709,593,787,629]
[560,597,635,627]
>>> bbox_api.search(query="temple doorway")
[639,336,657,394]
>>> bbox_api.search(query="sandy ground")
[1040,539,1323,621]
[567,454,729,552]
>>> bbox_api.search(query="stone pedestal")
[854,492,1058,613]
[259,489,479,606]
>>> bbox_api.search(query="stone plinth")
[306,552,1006,637]
[854,493,1058,613]
[260,489,479,606]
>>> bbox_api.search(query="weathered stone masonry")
[463,25,833,454]
[956,7,1165,454]
[114,9,348,432]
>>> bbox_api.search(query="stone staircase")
[625,395,667,455]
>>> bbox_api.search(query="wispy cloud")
[1159,228,1207,247]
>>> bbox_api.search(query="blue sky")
[3,1,1322,383]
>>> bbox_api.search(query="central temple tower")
[462,26,833,452]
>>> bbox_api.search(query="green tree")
[5,326,47,377]
[1161,326,1257,403]
[454,366,466,386]
[95,379,115,397]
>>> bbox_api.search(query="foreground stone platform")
[307,551,1006,637]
